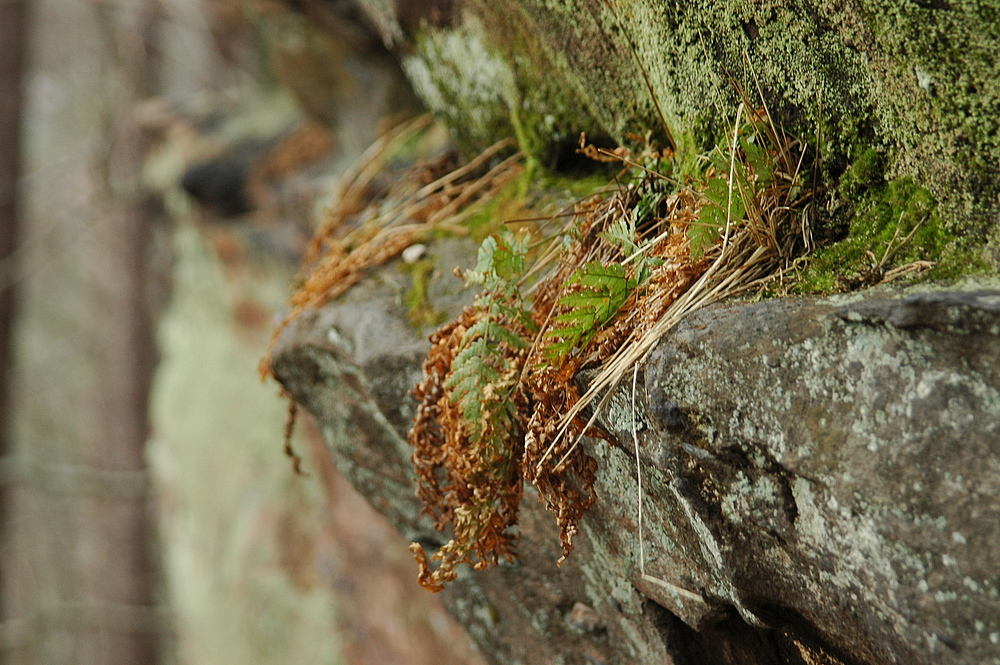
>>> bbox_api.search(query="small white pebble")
[953,531,967,545]
[402,244,427,264]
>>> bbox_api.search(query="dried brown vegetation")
[259,116,525,379]
[267,107,815,592]
[408,105,814,591]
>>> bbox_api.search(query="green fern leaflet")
[446,230,532,438]
[544,261,635,362]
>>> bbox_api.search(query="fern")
[410,229,535,591]
[544,261,633,361]
[692,123,775,259]
[600,214,663,283]
[464,231,527,288]
[446,230,533,437]
[544,216,662,362]
[407,108,814,592]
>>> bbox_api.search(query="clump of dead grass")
[259,115,525,379]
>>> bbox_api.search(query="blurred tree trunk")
[82,0,166,662]
[0,0,28,483]
[0,0,29,651]
[83,198,162,665]
[0,0,185,659]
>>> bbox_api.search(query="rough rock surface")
[610,287,1000,665]
[269,226,1000,665]
[345,0,1000,251]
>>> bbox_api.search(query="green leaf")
[689,214,721,260]
[708,148,729,175]
[466,236,498,284]
[492,243,517,282]
[543,339,575,361]
[741,136,773,187]
[600,217,641,256]
[547,314,593,337]
[542,259,636,361]
[557,292,609,309]
[487,320,530,349]
[705,176,730,206]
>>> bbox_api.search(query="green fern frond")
[464,230,530,288]
[600,217,643,256]
[544,261,634,361]
[448,229,533,440]
[599,210,663,283]
[691,122,777,259]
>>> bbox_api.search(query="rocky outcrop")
[603,287,1000,665]
[252,2,1000,663]
[269,221,1000,665]
[342,0,1000,260]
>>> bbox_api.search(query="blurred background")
[0,0,486,663]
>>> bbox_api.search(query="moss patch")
[794,175,988,294]
[459,167,540,243]
[401,23,516,153]
[403,258,448,329]
[464,0,997,263]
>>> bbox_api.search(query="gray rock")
[272,263,1000,664]
[631,284,1000,665]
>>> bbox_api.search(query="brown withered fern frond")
[409,231,534,591]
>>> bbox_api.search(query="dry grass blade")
[304,113,435,266]
[538,110,812,474]
[260,127,524,379]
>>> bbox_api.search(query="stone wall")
[271,242,1000,663]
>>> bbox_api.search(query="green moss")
[401,11,607,167]
[794,176,987,294]
[487,6,610,169]
[402,258,448,329]
[508,95,539,169]
[399,0,998,269]
[838,148,885,201]
[400,1,998,295]
[537,170,614,200]
[459,169,533,243]
[535,1,998,250]
[401,25,516,153]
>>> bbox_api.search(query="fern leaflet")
[544,261,634,361]
[446,230,532,438]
